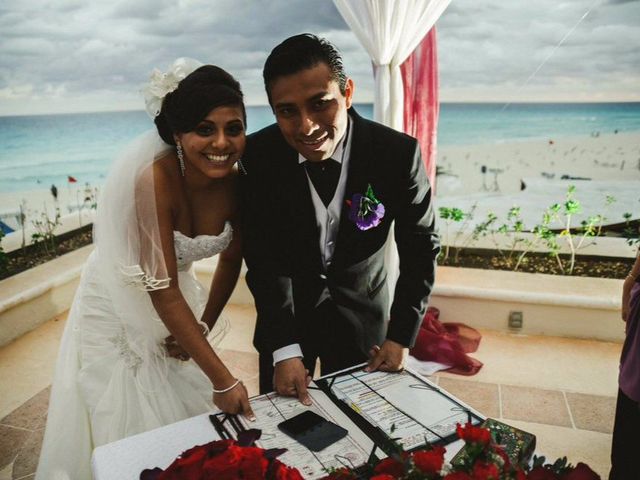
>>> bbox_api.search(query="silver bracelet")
[213,379,241,394]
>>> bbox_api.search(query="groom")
[241,34,440,402]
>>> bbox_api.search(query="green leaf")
[365,184,379,203]
[565,199,580,214]
[451,208,465,222]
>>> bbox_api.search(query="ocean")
[1,102,639,193]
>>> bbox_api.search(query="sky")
[1,0,639,116]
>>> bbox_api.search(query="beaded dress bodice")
[173,221,233,270]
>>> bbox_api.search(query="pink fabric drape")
[410,307,483,376]
[400,27,439,193]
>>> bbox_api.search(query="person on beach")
[241,34,440,400]
[609,250,640,480]
[36,59,254,480]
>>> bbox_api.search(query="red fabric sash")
[410,306,483,375]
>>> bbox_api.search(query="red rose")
[456,423,492,446]
[237,446,270,479]
[527,466,561,480]
[514,468,527,480]
[159,442,222,480]
[270,458,305,480]
[373,457,405,477]
[561,462,600,480]
[472,461,500,480]
[149,437,307,480]
[371,475,396,480]
[443,472,472,480]
[413,446,445,475]
[202,444,268,480]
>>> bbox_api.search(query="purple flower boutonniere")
[346,184,385,231]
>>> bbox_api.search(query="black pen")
[228,414,246,433]
[209,414,229,439]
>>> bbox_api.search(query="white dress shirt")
[272,119,353,365]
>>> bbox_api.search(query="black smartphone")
[278,411,348,452]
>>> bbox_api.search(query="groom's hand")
[274,358,312,406]
[365,339,408,372]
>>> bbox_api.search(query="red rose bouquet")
[140,429,303,480]
[319,423,600,480]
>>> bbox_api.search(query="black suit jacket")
[241,108,440,358]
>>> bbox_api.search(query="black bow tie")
[305,159,341,207]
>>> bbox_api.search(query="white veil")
[91,130,177,391]
[94,130,171,291]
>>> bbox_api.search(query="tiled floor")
[0,304,622,479]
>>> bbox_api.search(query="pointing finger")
[295,375,312,406]
[241,393,256,422]
[365,351,384,372]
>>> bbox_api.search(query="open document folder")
[210,365,484,479]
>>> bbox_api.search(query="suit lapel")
[287,151,323,271]
[333,109,374,267]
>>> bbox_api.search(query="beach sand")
[437,131,640,196]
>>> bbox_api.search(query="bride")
[36,59,254,480]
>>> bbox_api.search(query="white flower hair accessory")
[142,57,203,118]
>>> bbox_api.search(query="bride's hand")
[164,335,191,361]
[213,380,256,421]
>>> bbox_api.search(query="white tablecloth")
[92,413,220,480]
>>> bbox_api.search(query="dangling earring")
[176,142,185,177]
[237,158,247,176]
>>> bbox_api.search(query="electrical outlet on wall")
[508,311,523,329]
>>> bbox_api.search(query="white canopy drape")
[333,0,451,131]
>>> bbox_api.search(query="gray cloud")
[0,0,638,115]
[437,0,640,101]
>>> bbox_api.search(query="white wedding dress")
[36,132,233,480]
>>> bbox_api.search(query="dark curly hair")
[263,33,347,106]
[154,65,245,145]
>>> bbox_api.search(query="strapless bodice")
[174,221,233,270]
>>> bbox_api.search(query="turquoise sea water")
[0,102,639,193]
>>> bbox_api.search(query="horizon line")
[1,100,640,118]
